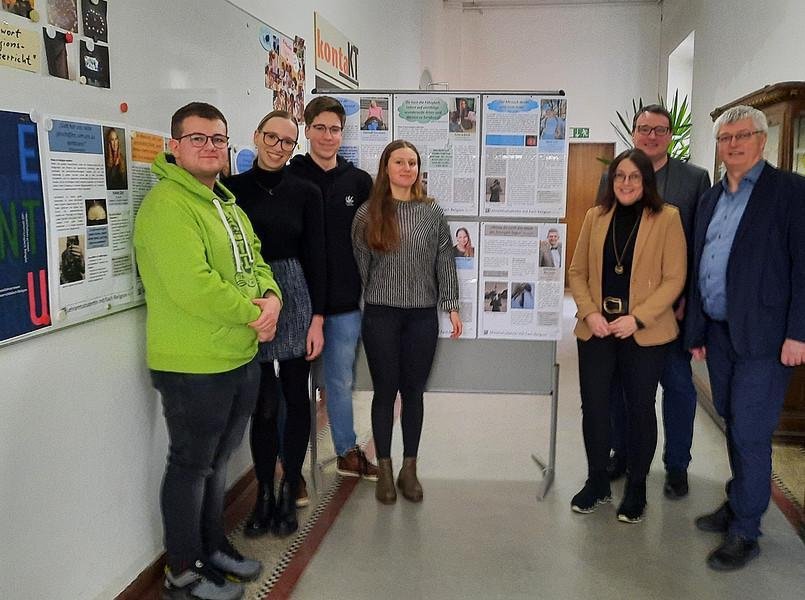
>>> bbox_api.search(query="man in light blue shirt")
[686,105,805,572]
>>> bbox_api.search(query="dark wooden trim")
[115,469,257,600]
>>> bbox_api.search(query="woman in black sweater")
[224,110,325,537]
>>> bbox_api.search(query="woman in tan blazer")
[568,148,686,523]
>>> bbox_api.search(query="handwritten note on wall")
[0,25,41,73]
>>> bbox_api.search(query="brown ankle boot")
[396,457,423,502]
[375,458,397,504]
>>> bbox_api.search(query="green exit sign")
[571,127,590,138]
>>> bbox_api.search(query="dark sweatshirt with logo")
[288,154,373,315]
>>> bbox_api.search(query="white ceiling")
[445,0,661,8]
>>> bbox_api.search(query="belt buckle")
[603,296,624,315]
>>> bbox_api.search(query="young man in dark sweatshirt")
[288,96,378,480]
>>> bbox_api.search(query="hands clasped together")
[584,311,638,340]
[249,294,282,342]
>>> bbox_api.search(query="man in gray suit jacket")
[603,105,711,499]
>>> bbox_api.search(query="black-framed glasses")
[309,123,343,136]
[716,130,763,145]
[260,131,297,152]
[635,125,671,136]
[175,133,229,149]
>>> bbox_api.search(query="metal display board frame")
[306,89,568,500]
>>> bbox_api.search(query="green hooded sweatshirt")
[133,152,282,373]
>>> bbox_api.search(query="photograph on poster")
[538,227,562,268]
[510,282,535,309]
[453,97,476,133]
[263,31,305,123]
[85,198,108,226]
[47,0,77,32]
[483,281,508,313]
[539,99,567,140]
[79,39,110,88]
[525,134,538,146]
[486,176,504,203]
[103,126,128,190]
[43,28,75,80]
[81,0,107,43]
[360,97,388,131]
[58,234,85,284]
[2,0,34,17]
[452,225,475,258]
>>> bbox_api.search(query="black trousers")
[249,356,311,488]
[577,335,669,483]
[362,304,438,459]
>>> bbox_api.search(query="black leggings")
[362,304,438,459]
[577,335,669,483]
[249,356,310,488]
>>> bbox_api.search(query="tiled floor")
[233,294,805,599]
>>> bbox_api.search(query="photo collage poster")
[333,93,393,177]
[477,222,567,340]
[480,95,568,218]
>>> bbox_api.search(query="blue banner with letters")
[0,110,51,343]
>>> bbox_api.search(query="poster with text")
[0,110,51,344]
[42,117,138,321]
[393,94,480,216]
[480,95,568,218]
[440,220,479,339]
[332,93,392,177]
[477,222,565,340]
[130,129,167,299]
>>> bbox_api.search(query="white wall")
[0,2,426,599]
[659,0,805,175]
[422,1,662,150]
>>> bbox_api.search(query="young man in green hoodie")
[134,102,282,600]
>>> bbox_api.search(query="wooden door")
[563,142,615,286]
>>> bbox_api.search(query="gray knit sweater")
[352,199,460,312]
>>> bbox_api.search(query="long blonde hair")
[364,140,430,252]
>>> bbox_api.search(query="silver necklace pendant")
[614,265,624,275]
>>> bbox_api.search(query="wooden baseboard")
[115,469,257,600]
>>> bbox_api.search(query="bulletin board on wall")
[317,90,569,394]
[0,0,303,347]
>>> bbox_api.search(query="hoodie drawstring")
[212,198,245,273]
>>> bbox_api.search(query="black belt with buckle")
[603,296,628,320]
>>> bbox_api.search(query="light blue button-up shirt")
[699,160,765,320]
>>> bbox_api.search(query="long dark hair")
[364,140,430,252]
[598,148,663,214]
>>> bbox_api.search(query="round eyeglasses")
[260,131,297,152]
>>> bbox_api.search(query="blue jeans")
[151,360,259,569]
[706,321,790,540]
[323,310,362,456]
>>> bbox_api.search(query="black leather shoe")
[695,502,732,533]
[607,452,627,481]
[706,535,759,571]
[243,482,274,538]
[271,478,299,537]
[663,469,689,499]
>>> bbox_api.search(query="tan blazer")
[568,203,686,346]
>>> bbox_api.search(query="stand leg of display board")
[533,362,559,500]
[308,374,319,493]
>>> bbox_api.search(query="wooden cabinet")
[708,81,805,441]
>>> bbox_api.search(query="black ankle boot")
[244,482,274,537]
[271,478,299,537]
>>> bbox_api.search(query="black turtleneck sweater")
[223,163,326,315]
[602,200,644,316]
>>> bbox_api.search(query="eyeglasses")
[260,131,297,152]
[635,125,671,136]
[175,133,229,149]
[716,130,763,144]
[309,124,343,136]
[613,172,643,183]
